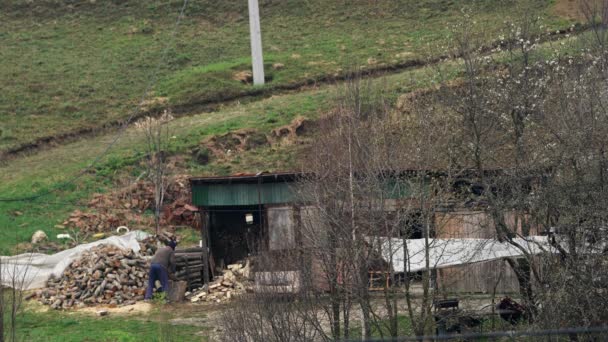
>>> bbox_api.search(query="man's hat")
[167,239,177,250]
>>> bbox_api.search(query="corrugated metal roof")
[192,182,295,206]
[190,172,302,185]
[190,170,516,207]
[190,172,300,206]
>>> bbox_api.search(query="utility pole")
[248,0,265,85]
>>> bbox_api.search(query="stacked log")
[175,248,204,290]
[36,245,149,309]
[138,236,159,256]
[139,238,203,290]
[187,261,253,303]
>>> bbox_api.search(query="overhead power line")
[0,0,191,203]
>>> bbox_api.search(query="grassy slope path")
[0,0,584,253]
[0,14,586,250]
[0,58,451,253]
[0,0,570,154]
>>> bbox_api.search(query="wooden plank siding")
[267,205,296,250]
[434,210,536,293]
[435,211,495,238]
[436,259,520,293]
[435,211,538,238]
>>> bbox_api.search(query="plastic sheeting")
[0,230,150,290]
[371,236,554,273]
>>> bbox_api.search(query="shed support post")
[200,210,210,289]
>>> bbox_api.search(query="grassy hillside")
[0,54,460,253]
[0,16,584,252]
[0,0,571,154]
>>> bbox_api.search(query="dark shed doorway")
[208,205,265,267]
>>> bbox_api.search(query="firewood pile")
[136,230,181,257]
[36,245,149,309]
[62,175,198,233]
[138,236,159,257]
[187,261,253,303]
[175,248,204,290]
[139,233,203,291]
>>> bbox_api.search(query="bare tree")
[0,254,34,342]
[137,110,174,235]
[425,0,608,332]
[219,3,608,339]
[293,73,458,339]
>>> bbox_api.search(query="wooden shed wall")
[267,205,296,250]
[433,210,536,293]
[436,259,520,293]
[435,211,494,238]
[434,211,538,238]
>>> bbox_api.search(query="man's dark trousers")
[145,263,169,299]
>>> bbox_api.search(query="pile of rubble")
[35,245,149,309]
[62,175,198,233]
[187,262,253,303]
[163,201,198,227]
[63,208,145,233]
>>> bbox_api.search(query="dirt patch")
[553,0,597,21]
[26,290,153,315]
[76,302,153,316]
[27,299,51,313]
[395,79,465,115]
[203,129,270,159]
[270,116,316,146]
[232,71,253,84]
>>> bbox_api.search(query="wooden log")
[174,251,203,255]
[176,256,202,261]
[177,274,202,280]
[176,268,202,274]
[175,248,204,253]
[175,254,203,261]
[176,266,203,272]
[176,263,202,268]
[176,262,203,267]
[176,271,202,278]
[176,264,203,269]
[168,280,187,302]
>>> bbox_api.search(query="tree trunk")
[506,258,536,320]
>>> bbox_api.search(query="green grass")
[174,227,201,247]
[0,56,446,253]
[347,314,528,340]
[1,21,585,253]
[349,315,415,339]
[14,310,206,341]
[0,0,572,153]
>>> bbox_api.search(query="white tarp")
[371,236,555,273]
[0,230,150,290]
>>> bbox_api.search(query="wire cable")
[0,0,190,203]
